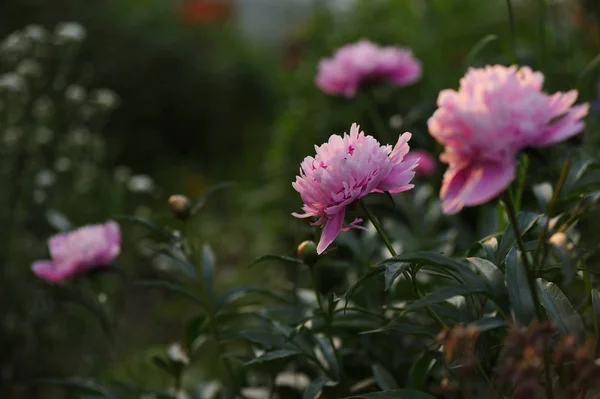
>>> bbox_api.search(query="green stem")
[476,361,499,399]
[360,200,447,329]
[536,0,547,69]
[185,222,240,397]
[502,193,555,399]
[533,157,571,272]
[505,0,516,54]
[364,90,391,143]
[310,267,348,393]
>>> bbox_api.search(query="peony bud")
[169,194,192,221]
[297,240,318,266]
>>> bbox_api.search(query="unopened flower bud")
[167,343,190,365]
[297,240,318,266]
[169,195,192,221]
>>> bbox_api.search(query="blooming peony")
[293,123,417,254]
[404,150,436,177]
[316,40,421,97]
[32,221,121,283]
[428,65,589,214]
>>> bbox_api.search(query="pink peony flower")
[404,150,436,177]
[316,39,422,97]
[32,221,121,283]
[293,123,417,254]
[428,65,589,214]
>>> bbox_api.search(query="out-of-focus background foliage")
[1,0,600,398]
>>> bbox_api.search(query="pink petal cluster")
[293,123,417,254]
[32,221,121,283]
[428,65,589,214]
[404,150,436,177]
[316,39,422,97]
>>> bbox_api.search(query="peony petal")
[317,210,345,254]
[440,167,470,214]
[32,260,73,283]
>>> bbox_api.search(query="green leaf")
[117,215,175,242]
[362,323,438,338]
[497,212,541,262]
[379,252,481,286]
[537,279,585,341]
[344,389,436,398]
[136,280,206,309]
[466,257,508,311]
[221,330,286,349]
[155,247,197,279]
[245,349,302,366]
[463,34,498,68]
[472,317,508,333]
[406,285,487,311]
[202,244,216,299]
[372,363,399,390]
[384,263,410,291]
[344,265,386,311]
[216,286,294,309]
[548,233,577,285]
[505,248,535,325]
[185,315,206,352]
[151,356,174,376]
[189,182,235,217]
[315,334,340,378]
[249,254,305,268]
[303,375,330,399]
[407,353,436,390]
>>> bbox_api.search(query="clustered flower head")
[316,39,422,97]
[293,123,417,254]
[428,65,589,214]
[32,221,121,283]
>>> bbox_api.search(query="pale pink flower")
[316,39,421,97]
[428,65,589,214]
[293,123,417,254]
[32,221,121,283]
[404,150,436,177]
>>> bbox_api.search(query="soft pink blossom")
[404,150,436,177]
[428,65,589,214]
[32,221,121,283]
[292,123,417,254]
[316,40,421,97]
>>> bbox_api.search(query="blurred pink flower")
[32,221,121,283]
[293,123,417,254]
[316,40,421,97]
[404,150,436,177]
[428,65,589,214]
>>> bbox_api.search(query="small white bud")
[167,343,190,365]
[128,175,154,193]
[54,22,87,44]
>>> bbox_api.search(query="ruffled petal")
[317,210,345,254]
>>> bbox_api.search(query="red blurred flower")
[179,0,231,24]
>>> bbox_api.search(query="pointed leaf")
[505,248,535,325]
[117,215,175,242]
[245,349,302,366]
[315,334,340,378]
[537,279,584,340]
[344,265,386,310]
[249,254,305,268]
[362,323,438,338]
[202,244,216,299]
[472,317,508,333]
[303,375,330,399]
[466,257,508,310]
[155,247,197,279]
[372,363,399,390]
[406,285,487,311]
[384,263,410,291]
[497,212,541,262]
[407,353,436,390]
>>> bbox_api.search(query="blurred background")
[1,0,599,397]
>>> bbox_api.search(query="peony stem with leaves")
[502,192,555,399]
